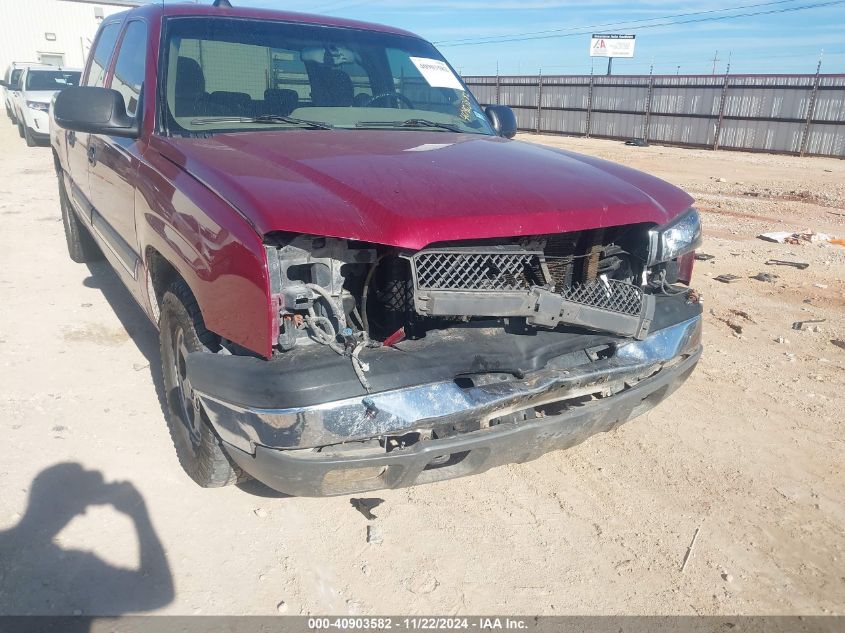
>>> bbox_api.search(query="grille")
[413,250,544,292]
[561,278,644,316]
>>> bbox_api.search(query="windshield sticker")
[405,143,454,152]
[459,91,473,121]
[410,57,464,91]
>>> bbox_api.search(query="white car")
[2,62,39,125]
[12,66,81,146]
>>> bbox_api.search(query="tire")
[23,123,36,147]
[17,119,24,138]
[159,279,246,488]
[57,172,102,263]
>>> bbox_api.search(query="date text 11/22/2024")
[307,617,528,630]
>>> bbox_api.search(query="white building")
[0,0,140,71]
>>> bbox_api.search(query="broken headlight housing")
[648,208,702,265]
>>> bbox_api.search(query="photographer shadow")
[0,463,174,617]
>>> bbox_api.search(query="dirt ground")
[0,122,842,617]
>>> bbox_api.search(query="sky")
[155,0,845,76]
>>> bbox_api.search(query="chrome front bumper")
[195,315,702,459]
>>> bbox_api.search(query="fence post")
[800,61,822,157]
[643,71,655,142]
[713,74,730,151]
[585,73,594,138]
[495,72,501,106]
[536,71,543,134]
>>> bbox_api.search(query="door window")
[111,21,147,117]
[86,23,121,88]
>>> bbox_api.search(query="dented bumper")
[187,300,702,496]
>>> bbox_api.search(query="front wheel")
[58,172,102,263]
[23,123,36,147]
[17,119,24,138]
[159,280,246,488]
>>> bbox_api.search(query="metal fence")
[462,73,845,158]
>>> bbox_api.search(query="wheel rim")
[172,327,202,447]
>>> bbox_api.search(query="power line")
[437,0,845,48]
[434,0,801,45]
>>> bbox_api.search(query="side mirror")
[485,105,517,139]
[54,86,139,138]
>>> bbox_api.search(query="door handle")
[67,130,76,147]
[87,145,97,166]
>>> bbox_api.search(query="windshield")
[162,17,493,135]
[25,70,80,91]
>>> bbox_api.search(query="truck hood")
[157,131,694,250]
[22,90,57,104]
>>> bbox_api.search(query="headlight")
[26,101,49,112]
[648,208,702,265]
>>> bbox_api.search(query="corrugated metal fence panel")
[462,73,845,158]
[807,76,845,156]
[648,114,716,147]
[815,76,845,122]
[542,108,587,134]
[805,124,845,156]
[719,120,805,153]
[591,112,644,139]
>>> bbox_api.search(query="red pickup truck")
[50,2,702,496]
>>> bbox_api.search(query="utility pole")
[606,57,613,76]
[710,50,720,75]
[676,65,681,75]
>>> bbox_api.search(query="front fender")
[136,146,274,358]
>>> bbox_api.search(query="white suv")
[2,62,39,125]
[12,66,81,146]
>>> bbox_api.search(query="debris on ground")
[792,319,826,331]
[253,508,269,519]
[276,601,289,614]
[832,340,845,351]
[758,231,838,245]
[695,253,716,261]
[751,272,778,283]
[366,525,384,545]
[758,231,796,244]
[711,310,746,335]
[776,337,789,344]
[625,138,649,147]
[714,274,742,284]
[765,259,809,270]
[350,498,385,521]
[680,526,702,572]
[730,310,756,323]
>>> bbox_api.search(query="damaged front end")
[188,214,703,496]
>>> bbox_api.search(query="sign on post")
[590,34,636,58]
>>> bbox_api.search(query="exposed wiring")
[361,256,385,334]
[654,269,689,296]
[303,283,381,393]
[305,283,346,330]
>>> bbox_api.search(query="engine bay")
[263,224,690,364]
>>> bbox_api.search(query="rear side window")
[10,69,23,89]
[111,21,147,117]
[86,23,121,88]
